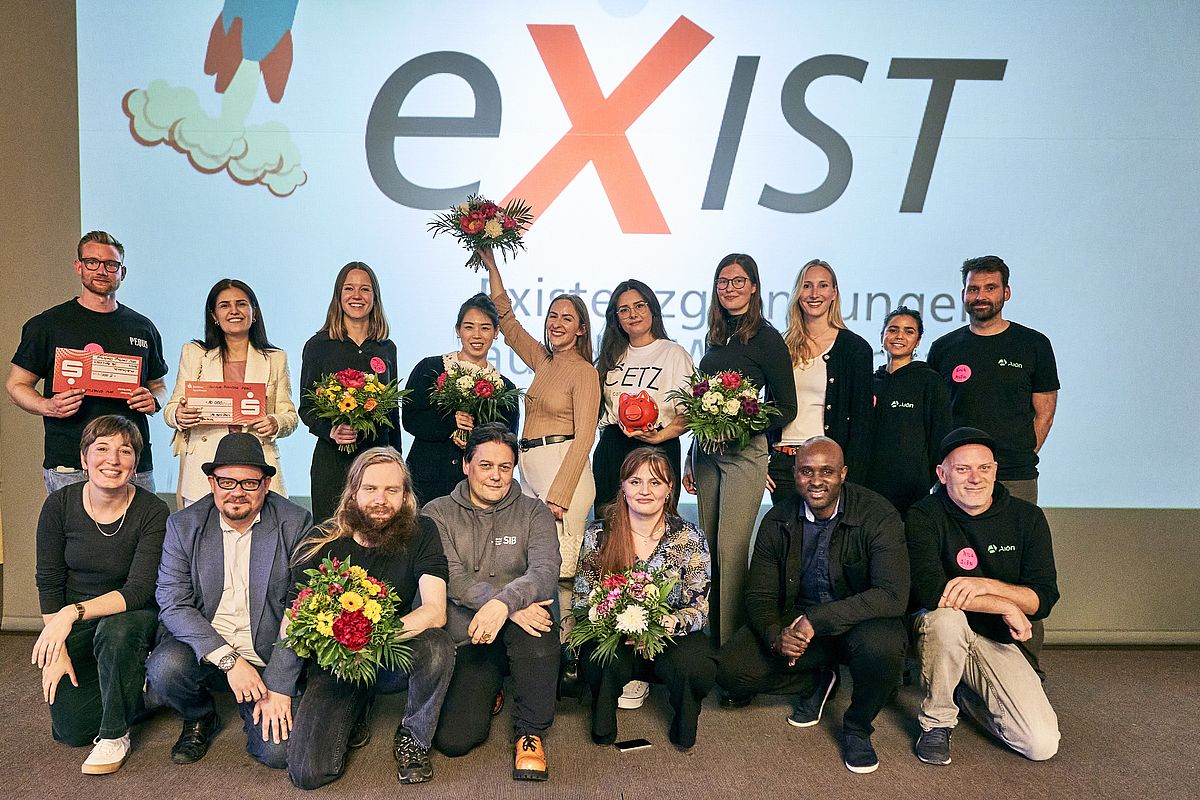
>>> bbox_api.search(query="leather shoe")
[513,734,548,781]
[170,711,220,764]
[719,691,753,709]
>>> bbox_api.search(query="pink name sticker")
[83,342,105,354]
[956,547,979,570]
[952,364,972,383]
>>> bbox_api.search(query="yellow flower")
[338,395,357,413]
[340,591,364,612]
[363,581,381,597]
[347,386,357,395]
[363,381,380,394]
[363,599,382,623]
[348,565,368,580]
[316,622,333,637]
[315,611,335,637]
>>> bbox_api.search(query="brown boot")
[513,734,548,781]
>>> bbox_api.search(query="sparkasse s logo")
[366,16,1007,231]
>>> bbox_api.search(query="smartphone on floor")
[614,738,653,752]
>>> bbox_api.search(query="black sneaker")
[787,669,839,727]
[170,711,220,764]
[394,729,433,784]
[916,727,952,766]
[718,691,754,709]
[348,702,373,749]
[842,732,879,774]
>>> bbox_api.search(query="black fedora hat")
[936,427,996,464]
[201,433,276,477]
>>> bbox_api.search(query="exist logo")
[891,400,915,409]
[367,16,1007,231]
[997,359,1023,368]
[987,544,1016,554]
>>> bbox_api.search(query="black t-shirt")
[927,322,1059,480]
[36,483,169,613]
[291,515,449,615]
[11,299,168,471]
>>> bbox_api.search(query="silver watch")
[217,652,238,672]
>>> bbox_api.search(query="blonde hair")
[783,259,846,366]
[295,447,416,564]
[318,261,390,342]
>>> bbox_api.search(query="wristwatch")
[217,652,239,672]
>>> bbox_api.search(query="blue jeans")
[145,633,292,769]
[287,628,456,790]
[43,467,155,494]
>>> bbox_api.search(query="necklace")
[632,520,666,541]
[86,484,132,537]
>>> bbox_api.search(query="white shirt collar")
[219,513,261,536]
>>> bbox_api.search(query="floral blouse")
[572,515,711,634]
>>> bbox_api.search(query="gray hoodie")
[423,479,561,641]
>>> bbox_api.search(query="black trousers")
[580,631,716,748]
[592,426,681,516]
[716,617,907,737]
[767,448,799,506]
[433,623,559,756]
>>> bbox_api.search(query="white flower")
[701,390,722,408]
[614,605,649,634]
[456,375,474,390]
[643,583,659,600]
[588,605,600,623]
[740,389,757,399]
[457,203,470,213]
[723,399,741,415]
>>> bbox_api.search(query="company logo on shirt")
[987,543,1016,554]
[997,359,1023,369]
[890,400,915,409]
[494,535,518,546]
[129,336,149,349]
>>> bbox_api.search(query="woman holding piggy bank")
[593,279,694,516]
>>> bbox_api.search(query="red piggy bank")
[618,391,659,432]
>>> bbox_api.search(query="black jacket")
[745,482,909,646]
[771,328,874,479]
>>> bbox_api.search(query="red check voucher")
[53,347,142,398]
[184,381,268,424]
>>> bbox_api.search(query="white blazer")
[163,342,298,504]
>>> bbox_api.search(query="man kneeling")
[907,427,1060,766]
[287,448,455,788]
[716,437,909,774]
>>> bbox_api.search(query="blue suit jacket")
[156,492,313,695]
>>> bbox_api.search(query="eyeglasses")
[716,276,748,290]
[80,257,124,273]
[616,301,650,318]
[212,476,264,491]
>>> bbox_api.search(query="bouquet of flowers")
[427,194,535,270]
[304,364,409,453]
[429,363,522,447]
[568,565,678,666]
[667,369,780,454]
[283,556,412,685]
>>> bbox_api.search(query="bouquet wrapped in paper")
[429,363,522,447]
[427,194,534,270]
[283,556,412,685]
[568,565,678,666]
[668,369,780,454]
[303,363,408,453]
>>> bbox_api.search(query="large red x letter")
[505,17,713,234]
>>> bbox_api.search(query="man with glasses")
[8,230,168,493]
[147,433,312,769]
[906,427,1060,767]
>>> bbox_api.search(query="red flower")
[332,610,372,651]
[328,583,344,595]
[474,379,495,398]
[480,201,499,218]
[469,209,485,221]
[370,357,386,374]
[298,588,313,600]
[602,574,628,590]
[335,369,366,389]
[501,215,517,230]
[436,371,447,388]
[720,371,742,389]
[460,217,484,234]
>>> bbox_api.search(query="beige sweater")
[494,292,600,508]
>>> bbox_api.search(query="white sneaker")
[82,733,130,775]
[617,680,650,710]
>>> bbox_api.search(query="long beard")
[343,502,411,554]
